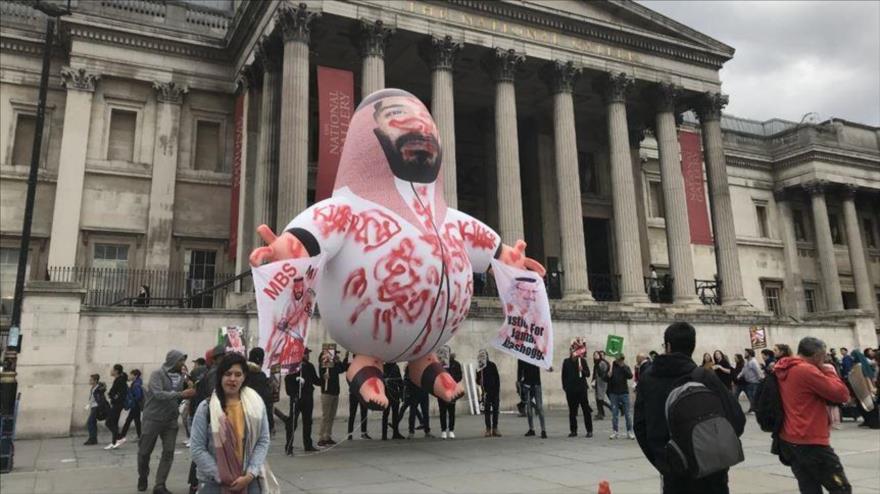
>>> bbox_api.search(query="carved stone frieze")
[60,67,100,92]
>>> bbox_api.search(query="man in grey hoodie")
[138,349,195,494]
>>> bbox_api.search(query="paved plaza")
[1,409,878,494]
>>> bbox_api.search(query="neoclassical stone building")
[1,0,878,321]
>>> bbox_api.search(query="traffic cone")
[598,480,611,494]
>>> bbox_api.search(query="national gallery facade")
[1,0,878,324]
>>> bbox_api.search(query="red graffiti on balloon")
[458,220,496,250]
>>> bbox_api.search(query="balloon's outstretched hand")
[249,224,309,267]
[499,240,546,277]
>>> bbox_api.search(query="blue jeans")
[743,382,760,410]
[87,408,98,441]
[608,392,632,433]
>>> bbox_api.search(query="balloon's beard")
[375,130,442,183]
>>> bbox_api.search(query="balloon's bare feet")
[346,355,388,410]
[409,353,462,402]
[435,373,464,403]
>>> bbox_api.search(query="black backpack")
[664,368,744,478]
[755,373,784,433]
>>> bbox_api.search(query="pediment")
[517,0,734,59]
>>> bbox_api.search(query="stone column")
[629,124,652,274]
[47,68,99,268]
[234,67,257,284]
[276,3,318,225]
[653,83,698,304]
[842,186,875,312]
[145,81,187,270]
[424,35,462,208]
[253,36,280,233]
[253,34,281,234]
[543,61,591,299]
[357,19,393,97]
[775,189,807,317]
[600,72,647,303]
[486,48,526,244]
[697,93,748,306]
[806,181,844,311]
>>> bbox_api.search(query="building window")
[863,218,877,249]
[11,114,37,166]
[761,280,782,316]
[107,109,137,162]
[93,243,129,269]
[90,243,130,305]
[842,291,857,310]
[792,209,808,241]
[648,180,665,219]
[828,213,844,245]
[804,287,817,313]
[185,249,217,308]
[755,204,769,238]
[0,247,21,302]
[194,120,221,171]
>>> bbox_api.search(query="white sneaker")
[184,440,190,447]
[627,431,636,440]
[440,431,447,439]
[116,437,127,446]
[448,431,455,439]
[104,443,116,450]
[609,432,619,440]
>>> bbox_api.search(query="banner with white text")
[489,259,554,369]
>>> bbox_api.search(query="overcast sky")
[638,0,880,126]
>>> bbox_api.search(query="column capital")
[235,65,258,94]
[421,34,462,71]
[803,180,829,196]
[152,81,188,104]
[60,67,100,92]
[696,92,729,122]
[541,60,580,94]
[652,82,683,113]
[357,19,394,58]
[277,2,319,44]
[597,71,634,104]
[254,33,282,73]
[484,48,525,83]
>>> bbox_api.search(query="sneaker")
[568,432,578,438]
[609,432,619,440]
[540,431,547,439]
[440,431,447,439]
[407,432,415,439]
[83,439,97,446]
[327,439,337,445]
[627,431,636,440]
[184,439,190,447]
[137,477,148,492]
[448,431,455,439]
[524,429,535,437]
[424,432,434,438]
[361,433,372,440]
[116,437,127,446]
[586,432,593,438]
[316,440,327,447]
[484,429,492,437]
[104,443,116,450]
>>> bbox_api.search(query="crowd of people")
[82,328,879,494]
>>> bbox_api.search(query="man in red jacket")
[775,336,851,494]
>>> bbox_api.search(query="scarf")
[209,387,280,494]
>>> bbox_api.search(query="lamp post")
[0,0,70,472]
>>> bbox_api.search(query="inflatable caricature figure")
[250,89,544,409]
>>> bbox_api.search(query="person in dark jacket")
[562,340,593,438]
[607,354,633,439]
[84,374,108,445]
[476,349,501,437]
[518,360,547,438]
[437,346,463,439]
[712,350,734,390]
[382,361,405,440]
[120,369,144,440]
[634,322,746,494]
[286,348,320,454]
[401,363,432,438]
[318,349,347,446]
[105,364,129,449]
[246,347,275,432]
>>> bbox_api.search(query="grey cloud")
[638,0,880,125]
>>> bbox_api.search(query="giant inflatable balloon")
[250,88,544,408]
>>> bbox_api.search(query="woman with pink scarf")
[190,353,279,494]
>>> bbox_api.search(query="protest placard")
[252,256,323,374]
[489,259,553,369]
[218,326,247,356]
[605,335,624,357]
[749,326,767,349]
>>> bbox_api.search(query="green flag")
[605,335,624,357]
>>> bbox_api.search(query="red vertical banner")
[229,93,244,260]
[315,66,354,202]
[678,130,713,245]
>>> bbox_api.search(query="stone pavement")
[1,410,878,494]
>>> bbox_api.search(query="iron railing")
[695,279,722,306]
[644,275,674,303]
[588,274,621,302]
[46,266,245,308]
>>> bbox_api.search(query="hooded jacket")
[775,356,849,446]
[143,349,187,423]
[108,372,129,408]
[476,360,500,397]
[634,353,745,477]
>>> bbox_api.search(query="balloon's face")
[372,95,441,183]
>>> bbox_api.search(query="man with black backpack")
[634,322,746,494]
[774,337,851,494]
